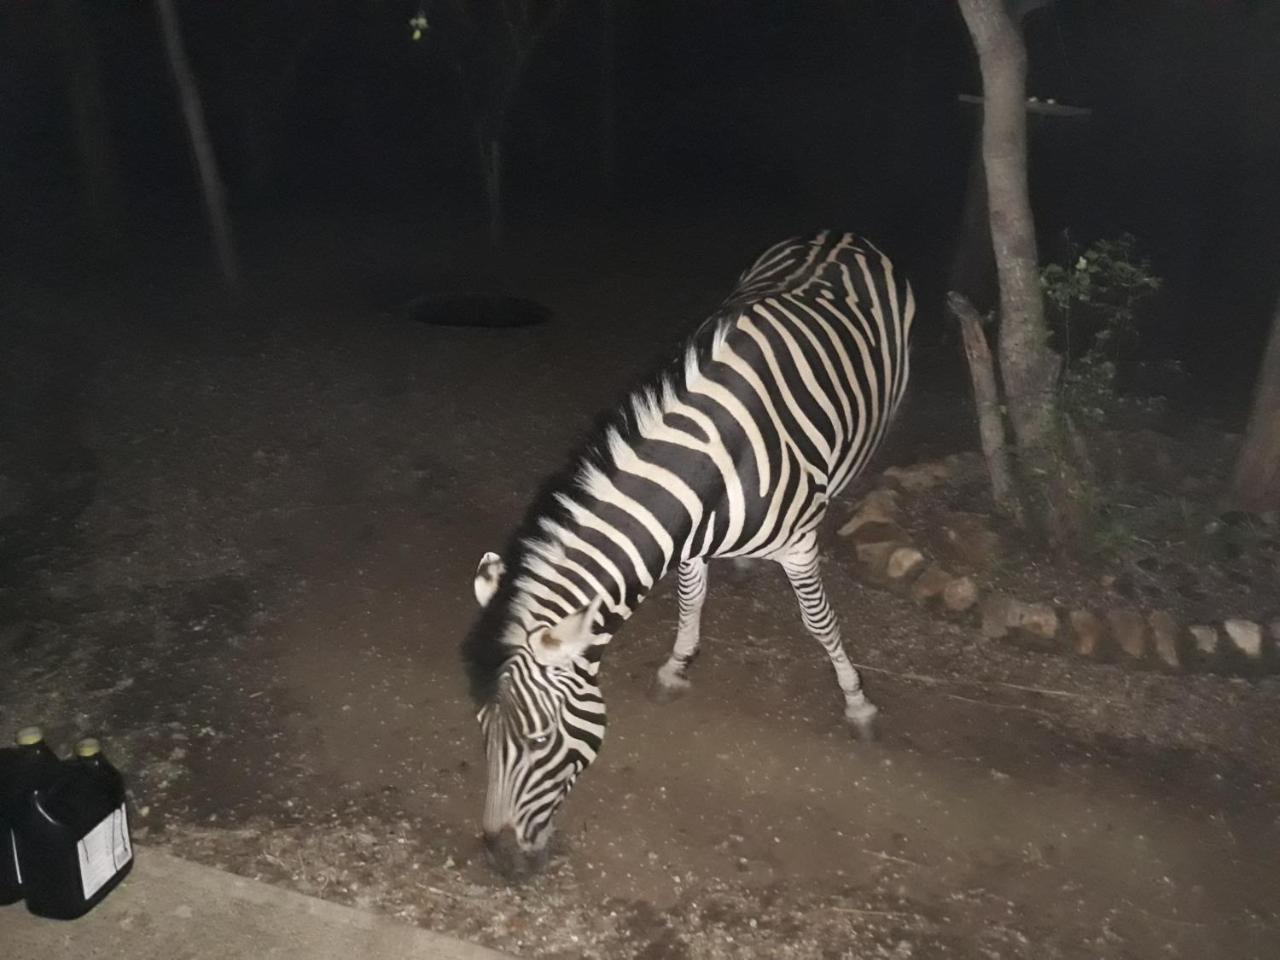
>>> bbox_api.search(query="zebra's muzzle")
[482,826,548,881]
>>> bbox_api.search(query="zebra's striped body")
[464,231,915,878]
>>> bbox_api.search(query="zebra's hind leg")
[778,533,879,740]
[651,557,709,703]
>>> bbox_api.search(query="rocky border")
[838,454,1280,676]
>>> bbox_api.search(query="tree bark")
[948,292,1023,522]
[1231,291,1280,511]
[958,0,1090,549]
[957,0,1058,450]
[154,0,241,293]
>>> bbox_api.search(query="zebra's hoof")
[844,706,879,742]
[648,676,691,704]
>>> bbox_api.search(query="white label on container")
[9,828,19,884]
[76,804,132,900]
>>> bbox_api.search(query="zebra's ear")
[532,595,608,666]
[474,552,506,607]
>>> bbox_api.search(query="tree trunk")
[957,0,1058,450]
[52,0,122,254]
[958,0,1088,549]
[154,0,241,293]
[1231,291,1280,511]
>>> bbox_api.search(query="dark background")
[2,0,1278,410]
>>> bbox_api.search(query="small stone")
[910,564,953,603]
[859,488,901,513]
[1069,610,1105,657]
[883,460,952,492]
[887,546,926,580]
[939,513,1004,573]
[942,575,978,613]
[845,520,913,547]
[980,593,1013,639]
[1223,619,1263,659]
[1148,610,1181,669]
[838,504,895,537]
[1188,625,1218,656]
[1009,600,1058,640]
[855,541,899,579]
[1107,609,1148,659]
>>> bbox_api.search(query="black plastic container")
[0,726,62,906]
[15,737,133,920]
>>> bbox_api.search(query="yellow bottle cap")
[75,738,102,758]
[16,726,44,746]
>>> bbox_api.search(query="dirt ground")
[2,219,1279,959]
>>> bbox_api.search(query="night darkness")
[2,2,1280,958]
[3,1,1278,385]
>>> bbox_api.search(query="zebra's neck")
[501,377,713,644]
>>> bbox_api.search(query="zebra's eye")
[526,732,552,749]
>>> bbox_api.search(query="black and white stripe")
[465,230,915,875]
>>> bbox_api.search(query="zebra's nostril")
[481,825,519,858]
[480,826,541,880]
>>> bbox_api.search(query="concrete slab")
[0,847,517,960]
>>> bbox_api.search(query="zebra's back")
[684,231,915,560]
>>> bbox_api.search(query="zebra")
[462,230,915,879]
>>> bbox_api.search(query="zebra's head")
[470,552,610,880]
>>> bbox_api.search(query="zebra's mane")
[460,304,738,706]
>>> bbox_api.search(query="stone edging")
[838,455,1280,676]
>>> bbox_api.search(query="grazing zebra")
[463,230,915,878]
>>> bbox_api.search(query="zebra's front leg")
[651,557,709,703]
[778,534,879,740]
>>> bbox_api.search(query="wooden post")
[948,292,1024,523]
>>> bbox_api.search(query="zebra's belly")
[700,489,832,563]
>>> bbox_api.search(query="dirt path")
[2,232,1278,958]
